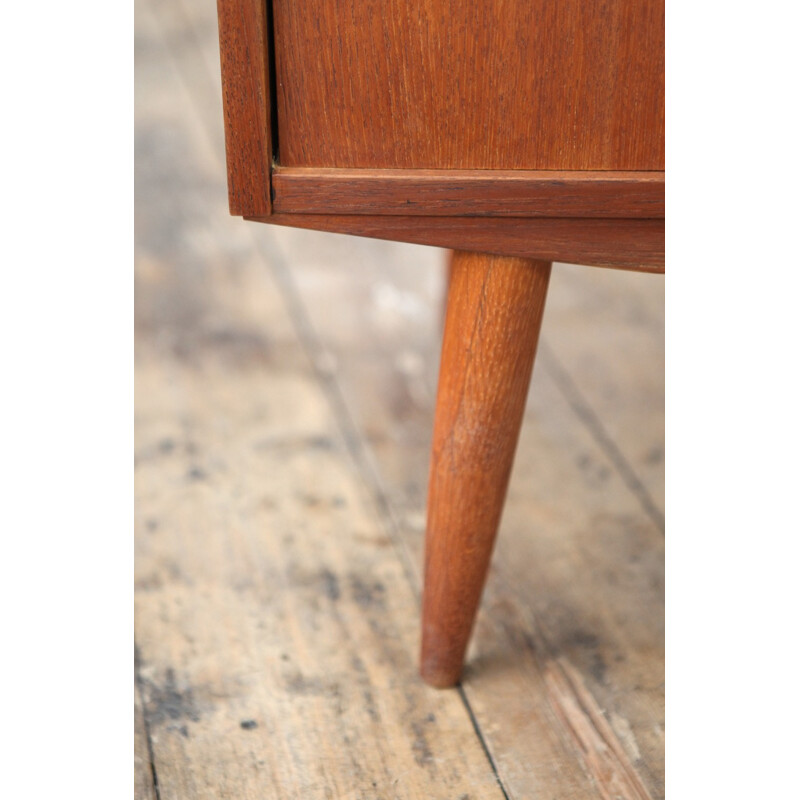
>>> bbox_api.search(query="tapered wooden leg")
[421,250,552,688]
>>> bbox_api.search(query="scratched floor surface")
[134,0,665,797]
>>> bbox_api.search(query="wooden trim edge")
[272,167,664,219]
[246,213,665,273]
[217,0,272,216]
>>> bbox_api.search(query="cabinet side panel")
[217,0,272,215]
[273,0,664,171]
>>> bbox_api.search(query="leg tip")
[420,657,463,689]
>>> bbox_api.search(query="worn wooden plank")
[470,367,665,797]
[134,356,504,798]
[272,168,665,218]
[541,264,665,521]
[136,2,506,796]
[543,659,652,800]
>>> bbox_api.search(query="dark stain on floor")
[141,668,202,730]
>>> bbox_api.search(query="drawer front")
[273,0,664,171]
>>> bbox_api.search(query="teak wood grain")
[216,0,272,215]
[421,251,552,687]
[272,168,665,218]
[272,0,664,170]
[250,213,665,272]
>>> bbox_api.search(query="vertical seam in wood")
[264,0,280,169]
[457,686,512,800]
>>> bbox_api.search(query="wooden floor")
[134,0,665,797]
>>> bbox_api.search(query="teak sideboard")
[216,0,664,688]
